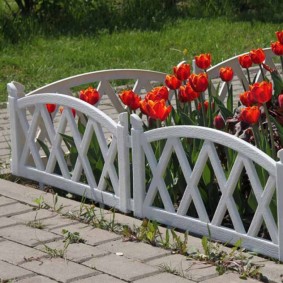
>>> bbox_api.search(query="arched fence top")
[130,114,276,174]
[16,93,118,134]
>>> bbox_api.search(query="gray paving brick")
[40,215,80,230]
[0,260,34,281]
[37,241,109,263]
[83,253,161,281]
[73,274,126,283]
[98,240,170,262]
[0,202,33,217]
[0,240,46,265]
[20,257,99,283]
[260,261,283,283]
[147,254,218,282]
[0,224,62,247]
[134,272,194,283]
[0,196,17,206]
[201,272,260,283]
[51,223,121,246]
[11,209,57,223]
[0,216,19,228]
[16,275,58,283]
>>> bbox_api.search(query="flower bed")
[7,31,283,260]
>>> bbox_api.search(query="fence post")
[7,82,26,176]
[130,114,145,218]
[117,112,131,213]
[276,149,283,261]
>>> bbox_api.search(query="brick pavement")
[0,179,282,282]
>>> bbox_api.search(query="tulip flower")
[165,75,182,90]
[249,48,265,64]
[80,87,100,105]
[173,62,190,81]
[239,106,260,124]
[140,99,172,121]
[178,84,199,103]
[249,81,272,105]
[219,67,234,82]
[145,86,169,102]
[276,30,283,44]
[46,104,56,113]
[59,106,76,117]
[278,94,283,108]
[197,100,213,112]
[213,115,225,129]
[271,41,283,56]
[239,91,253,107]
[238,54,253,69]
[119,90,141,110]
[195,53,211,70]
[189,73,209,92]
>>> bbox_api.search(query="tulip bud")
[213,115,225,129]
[278,94,283,108]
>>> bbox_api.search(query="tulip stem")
[280,56,283,74]
[199,93,206,127]
[259,64,266,81]
[251,124,261,150]
[246,68,251,86]
[263,103,276,159]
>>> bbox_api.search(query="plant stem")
[251,125,261,150]
[263,103,276,159]
[246,68,251,86]
[280,56,283,74]
[259,64,266,81]
[199,94,206,127]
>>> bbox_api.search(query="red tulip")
[145,86,169,101]
[119,90,141,110]
[213,115,225,129]
[278,94,283,108]
[59,106,76,117]
[46,104,56,113]
[189,73,209,92]
[197,100,214,112]
[249,81,272,104]
[219,67,234,82]
[271,41,283,56]
[239,91,253,107]
[140,99,172,121]
[276,30,283,44]
[80,87,100,105]
[195,53,211,70]
[173,62,191,81]
[165,75,182,90]
[178,84,199,103]
[238,54,252,69]
[239,106,260,124]
[249,48,265,64]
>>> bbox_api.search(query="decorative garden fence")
[7,48,283,260]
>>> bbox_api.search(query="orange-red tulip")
[145,86,169,101]
[197,100,214,112]
[165,75,182,90]
[239,106,260,124]
[238,54,253,69]
[219,67,234,82]
[59,106,76,117]
[213,115,225,129]
[80,87,100,105]
[46,104,56,113]
[189,73,209,92]
[178,84,199,103]
[173,62,191,81]
[249,81,272,104]
[239,91,253,107]
[119,90,141,110]
[271,41,283,56]
[276,30,283,44]
[140,99,172,121]
[249,48,265,64]
[195,53,211,70]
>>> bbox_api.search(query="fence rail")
[7,48,283,260]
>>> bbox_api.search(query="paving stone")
[147,254,218,282]
[0,202,33,217]
[98,240,170,262]
[103,211,143,228]
[51,223,121,246]
[16,275,58,282]
[260,260,283,283]
[11,209,57,223]
[20,257,99,283]
[134,272,194,283]
[201,272,260,282]
[0,260,33,281]
[37,241,109,263]
[0,224,62,247]
[0,196,17,206]
[0,240,46,265]
[83,253,161,281]
[72,274,125,283]
[0,216,19,228]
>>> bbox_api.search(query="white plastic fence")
[7,49,283,260]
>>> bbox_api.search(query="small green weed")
[43,244,66,258]
[158,263,185,277]
[62,229,86,245]
[26,219,46,229]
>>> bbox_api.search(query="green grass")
[0,18,281,103]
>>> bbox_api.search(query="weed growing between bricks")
[22,186,267,281]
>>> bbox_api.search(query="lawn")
[0,17,281,103]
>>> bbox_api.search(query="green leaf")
[180,112,196,125]
[213,95,233,120]
[227,84,233,113]
[37,139,50,158]
[271,70,283,97]
[270,115,283,146]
